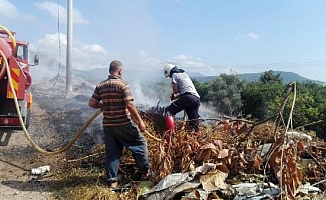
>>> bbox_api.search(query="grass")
[53,164,140,200]
[52,144,152,200]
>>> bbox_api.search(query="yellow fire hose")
[0,25,16,80]
[0,25,16,50]
[0,49,160,156]
[1,49,102,155]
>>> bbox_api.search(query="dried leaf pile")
[137,107,326,199]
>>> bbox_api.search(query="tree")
[241,82,284,120]
[318,102,326,139]
[242,81,326,139]
[259,70,283,84]
[207,73,245,116]
[241,70,284,120]
[291,82,326,138]
[192,78,210,102]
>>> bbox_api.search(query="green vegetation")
[194,72,245,117]
[241,81,284,119]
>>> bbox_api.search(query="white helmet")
[163,64,176,78]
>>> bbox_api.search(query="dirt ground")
[0,80,102,200]
[0,102,59,200]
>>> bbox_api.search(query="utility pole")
[66,0,73,96]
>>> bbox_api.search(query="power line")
[49,0,62,90]
[207,60,326,71]
[203,41,326,60]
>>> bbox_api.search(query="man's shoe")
[108,181,120,191]
[140,171,152,181]
[109,181,118,188]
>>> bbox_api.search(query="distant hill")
[193,71,325,84]
[39,57,324,85]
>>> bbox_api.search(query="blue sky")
[1,0,326,82]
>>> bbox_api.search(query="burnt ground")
[0,78,104,199]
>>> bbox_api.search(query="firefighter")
[89,60,151,190]
[163,64,201,135]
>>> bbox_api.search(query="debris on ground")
[3,79,325,200]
